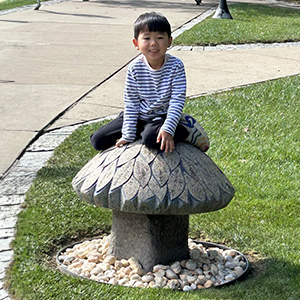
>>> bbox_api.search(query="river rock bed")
[57,235,248,291]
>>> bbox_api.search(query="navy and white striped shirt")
[122,54,187,142]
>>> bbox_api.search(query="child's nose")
[150,39,158,46]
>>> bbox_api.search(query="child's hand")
[157,130,175,153]
[116,138,128,148]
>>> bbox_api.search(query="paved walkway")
[0,0,299,299]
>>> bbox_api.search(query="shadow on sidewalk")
[41,9,115,19]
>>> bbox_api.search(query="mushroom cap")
[72,140,235,215]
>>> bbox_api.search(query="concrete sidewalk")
[0,0,219,178]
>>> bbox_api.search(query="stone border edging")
[0,116,115,300]
[171,41,300,51]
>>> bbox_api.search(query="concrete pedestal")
[108,210,189,272]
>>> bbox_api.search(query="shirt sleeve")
[121,66,140,142]
[161,61,186,136]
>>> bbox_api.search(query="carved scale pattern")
[72,140,235,215]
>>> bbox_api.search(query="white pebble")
[225,273,236,282]
[165,268,178,279]
[153,264,168,272]
[190,248,200,261]
[234,255,243,261]
[225,255,233,261]
[211,264,219,276]
[120,259,130,267]
[82,262,96,272]
[180,260,187,268]
[131,274,142,282]
[195,275,206,285]
[119,278,129,285]
[204,280,213,288]
[134,281,144,288]
[219,269,228,277]
[227,250,237,257]
[225,261,236,269]
[167,279,181,290]
[114,261,123,270]
[179,274,187,282]
[142,274,154,282]
[154,269,165,278]
[98,275,109,282]
[131,267,145,276]
[60,235,247,292]
[155,276,167,287]
[105,269,116,278]
[238,261,247,268]
[187,275,197,284]
[129,257,143,270]
[98,262,110,271]
[183,285,193,292]
[90,266,104,276]
[234,266,244,277]
[108,278,118,285]
[104,255,116,265]
[207,250,218,260]
[170,261,182,274]
[202,264,210,271]
[185,259,197,271]
[123,266,132,275]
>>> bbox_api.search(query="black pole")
[34,0,41,10]
[213,0,233,19]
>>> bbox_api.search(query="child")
[90,12,209,153]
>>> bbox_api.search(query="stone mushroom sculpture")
[72,140,235,272]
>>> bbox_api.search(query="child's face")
[133,31,172,69]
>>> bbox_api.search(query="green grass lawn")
[6,75,300,299]
[0,0,44,11]
[173,3,300,46]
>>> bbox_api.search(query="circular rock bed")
[57,235,249,291]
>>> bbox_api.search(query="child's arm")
[160,58,186,150]
[157,130,175,153]
[115,138,128,148]
[121,65,140,143]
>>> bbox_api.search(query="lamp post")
[213,0,233,19]
[34,0,40,10]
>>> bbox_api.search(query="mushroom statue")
[72,140,235,272]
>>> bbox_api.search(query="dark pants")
[90,112,189,151]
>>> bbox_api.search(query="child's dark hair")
[134,12,171,40]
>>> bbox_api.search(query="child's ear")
[168,36,173,47]
[133,38,139,50]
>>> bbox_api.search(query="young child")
[90,12,209,153]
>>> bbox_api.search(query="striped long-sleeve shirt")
[122,53,187,142]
